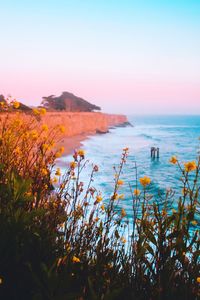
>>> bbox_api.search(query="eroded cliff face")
[43,112,127,137]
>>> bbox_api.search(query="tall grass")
[0,99,199,299]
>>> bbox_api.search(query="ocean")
[62,115,200,219]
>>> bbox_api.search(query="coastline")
[58,133,89,157]
[0,110,128,159]
[43,111,128,157]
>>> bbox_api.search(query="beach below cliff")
[42,111,128,157]
[57,133,89,157]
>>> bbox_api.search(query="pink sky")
[1,1,200,114]
[1,74,199,114]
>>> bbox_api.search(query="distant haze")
[0,1,200,114]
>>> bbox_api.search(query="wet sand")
[58,133,90,156]
[56,133,90,167]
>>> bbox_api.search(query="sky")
[0,0,200,114]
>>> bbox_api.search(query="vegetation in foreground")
[0,99,199,299]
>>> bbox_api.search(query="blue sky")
[0,0,200,113]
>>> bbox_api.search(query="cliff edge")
[43,112,128,137]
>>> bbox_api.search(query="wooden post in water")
[151,147,159,159]
[151,147,155,158]
[151,147,154,158]
[157,147,159,158]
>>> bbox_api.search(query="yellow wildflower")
[60,183,65,189]
[59,125,65,133]
[139,176,151,187]
[65,243,71,252]
[184,161,197,172]
[42,124,48,131]
[121,208,126,218]
[60,146,65,153]
[55,168,61,176]
[30,130,38,140]
[51,177,58,184]
[70,161,77,169]
[100,204,105,211]
[55,147,64,158]
[39,108,46,115]
[197,277,200,283]
[96,195,103,203]
[42,143,49,151]
[72,256,80,263]
[60,222,65,229]
[117,179,124,186]
[55,151,62,158]
[49,141,55,148]
[33,108,40,115]
[169,156,178,164]
[41,168,48,176]
[191,220,197,226]
[14,146,21,155]
[13,101,20,109]
[134,189,140,196]
[25,192,32,197]
[23,132,30,139]
[77,149,85,157]
[120,237,126,244]
[118,194,125,199]
[13,118,22,127]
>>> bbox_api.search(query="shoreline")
[43,111,129,159]
[58,133,89,157]
[56,123,131,165]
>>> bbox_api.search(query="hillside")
[0,95,32,112]
[41,91,101,112]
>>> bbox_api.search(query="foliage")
[41,91,101,112]
[0,103,199,299]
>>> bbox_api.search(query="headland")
[42,111,128,156]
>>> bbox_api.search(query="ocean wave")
[137,133,161,142]
[138,133,153,139]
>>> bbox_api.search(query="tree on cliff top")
[0,95,6,103]
[41,91,101,112]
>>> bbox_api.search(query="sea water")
[62,115,200,219]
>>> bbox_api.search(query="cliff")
[0,111,128,156]
[42,112,128,137]
[42,92,101,112]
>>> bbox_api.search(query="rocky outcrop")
[42,92,101,112]
[42,112,128,137]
